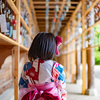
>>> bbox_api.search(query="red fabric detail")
[26,59,44,84]
[52,69,59,80]
[61,93,67,98]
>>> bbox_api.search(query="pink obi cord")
[19,82,60,100]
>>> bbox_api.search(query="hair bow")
[55,36,62,55]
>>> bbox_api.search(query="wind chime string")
[45,0,49,32]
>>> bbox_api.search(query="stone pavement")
[66,78,100,100]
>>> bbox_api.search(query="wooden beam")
[36,10,74,13]
[71,14,76,83]
[37,17,70,19]
[35,6,76,9]
[7,0,19,14]
[33,2,79,5]
[36,13,71,15]
[67,22,70,79]
[14,0,20,100]
[38,21,67,24]
[73,1,82,15]
[0,34,18,46]
[82,0,87,95]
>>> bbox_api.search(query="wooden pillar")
[82,0,87,95]
[67,22,70,79]
[72,15,76,83]
[14,46,20,100]
[86,2,97,96]
[14,0,20,100]
[87,5,95,89]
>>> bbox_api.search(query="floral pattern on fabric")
[52,62,67,100]
[19,59,67,100]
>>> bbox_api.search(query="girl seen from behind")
[19,32,67,100]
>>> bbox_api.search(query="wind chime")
[94,2,100,22]
[51,0,59,33]
[3,0,17,40]
[0,0,7,33]
[85,0,95,46]
[46,0,49,32]
[4,1,10,35]
[94,1,100,45]
[9,6,14,38]
[56,0,71,36]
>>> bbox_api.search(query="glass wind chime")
[94,1,100,45]
[85,0,95,47]
[0,0,18,40]
[21,0,29,25]
[55,0,71,36]
[45,0,49,32]
[19,0,30,47]
[74,9,82,38]
[94,2,100,22]
[20,23,29,47]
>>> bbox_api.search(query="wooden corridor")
[0,0,100,100]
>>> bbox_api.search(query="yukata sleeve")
[52,62,67,100]
[19,63,29,90]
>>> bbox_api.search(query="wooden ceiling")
[32,0,80,34]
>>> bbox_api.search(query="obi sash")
[19,82,60,100]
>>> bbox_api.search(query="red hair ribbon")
[55,36,62,55]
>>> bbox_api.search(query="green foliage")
[94,24,100,65]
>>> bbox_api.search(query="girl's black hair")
[28,32,56,61]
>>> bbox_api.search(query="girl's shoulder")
[52,61,66,82]
[53,61,65,73]
[23,62,33,72]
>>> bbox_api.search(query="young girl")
[19,32,67,100]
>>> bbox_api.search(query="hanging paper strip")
[0,14,7,32]
[4,1,10,35]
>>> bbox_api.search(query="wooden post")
[86,3,97,96]
[87,4,95,89]
[14,0,20,100]
[67,22,70,79]
[72,14,76,83]
[82,0,87,95]
[14,46,20,100]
